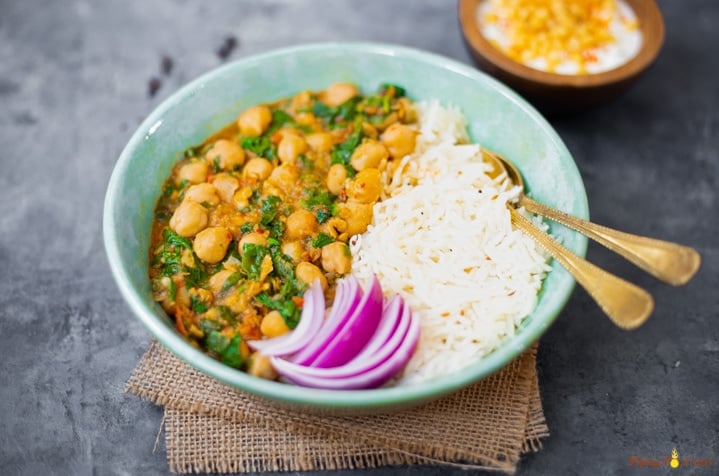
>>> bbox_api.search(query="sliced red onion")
[307,274,383,368]
[246,280,324,356]
[271,301,420,390]
[271,294,409,380]
[349,294,403,361]
[291,276,362,365]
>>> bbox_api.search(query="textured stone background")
[0,1,717,475]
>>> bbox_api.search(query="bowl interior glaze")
[104,42,588,414]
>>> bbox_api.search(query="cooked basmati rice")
[350,101,551,385]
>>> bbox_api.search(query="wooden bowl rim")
[458,0,665,87]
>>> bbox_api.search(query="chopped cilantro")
[240,223,254,234]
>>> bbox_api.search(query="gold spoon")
[483,150,701,286]
[482,151,655,329]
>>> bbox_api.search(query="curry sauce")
[149,83,416,376]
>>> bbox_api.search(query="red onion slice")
[270,294,409,380]
[272,301,420,390]
[307,275,383,368]
[291,276,362,365]
[246,280,324,356]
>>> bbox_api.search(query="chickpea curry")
[150,82,418,378]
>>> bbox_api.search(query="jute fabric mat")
[127,340,548,474]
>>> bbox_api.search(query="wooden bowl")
[458,0,665,114]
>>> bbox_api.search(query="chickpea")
[207,139,245,171]
[361,122,379,139]
[305,132,333,153]
[267,163,299,190]
[211,173,239,203]
[208,269,235,293]
[242,158,274,181]
[286,209,318,240]
[193,226,232,264]
[319,217,348,239]
[261,310,290,338]
[169,200,208,237]
[323,82,359,107]
[178,160,208,184]
[347,168,381,203]
[380,123,417,159]
[237,105,272,137]
[339,200,373,236]
[277,134,308,164]
[247,352,278,380]
[184,183,219,206]
[291,90,312,112]
[326,163,348,195]
[321,242,352,274]
[232,186,253,209]
[238,232,267,255]
[350,140,389,171]
[294,112,316,126]
[295,261,328,290]
[281,240,306,263]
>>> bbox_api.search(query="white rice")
[349,101,551,385]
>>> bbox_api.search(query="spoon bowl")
[483,149,701,287]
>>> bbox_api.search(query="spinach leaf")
[184,264,208,288]
[205,332,244,368]
[315,207,332,224]
[270,249,295,282]
[164,229,192,250]
[241,243,269,280]
[199,318,221,335]
[206,331,229,355]
[302,189,336,209]
[330,124,363,174]
[215,305,237,324]
[239,222,254,234]
[190,295,207,313]
[221,271,243,292]
[220,335,244,368]
[312,233,335,248]
[267,109,295,134]
[260,195,282,225]
[256,293,301,329]
[378,83,406,97]
[313,97,362,125]
[240,136,275,159]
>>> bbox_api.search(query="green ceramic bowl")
[104,42,588,414]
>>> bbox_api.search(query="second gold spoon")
[483,150,701,286]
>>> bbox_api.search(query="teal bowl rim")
[104,41,588,410]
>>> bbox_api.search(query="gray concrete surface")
[0,0,716,475]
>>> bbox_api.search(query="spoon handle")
[520,197,701,286]
[509,208,654,329]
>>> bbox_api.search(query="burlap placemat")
[127,340,548,474]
